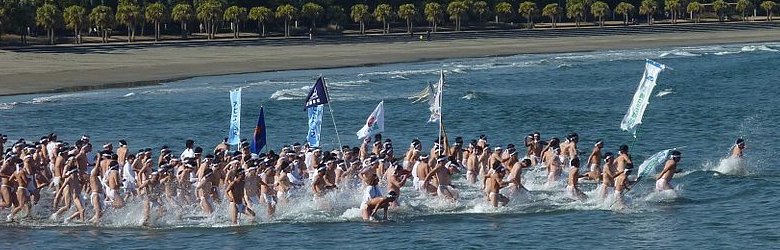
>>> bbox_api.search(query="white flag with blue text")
[228,88,242,145]
[356,101,385,139]
[307,105,324,147]
[621,59,666,137]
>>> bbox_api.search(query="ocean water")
[1,42,779,249]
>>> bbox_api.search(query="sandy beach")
[1,26,779,96]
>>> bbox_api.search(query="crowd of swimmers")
[0,132,746,224]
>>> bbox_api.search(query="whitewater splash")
[711,157,749,176]
[0,166,674,228]
[656,88,674,97]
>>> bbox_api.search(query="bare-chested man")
[7,159,33,221]
[485,165,509,207]
[195,168,215,215]
[360,175,382,221]
[259,166,276,216]
[507,158,532,198]
[88,166,104,223]
[599,152,616,199]
[226,168,256,225]
[546,147,564,186]
[244,166,266,210]
[424,156,460,201]
[731,138,745,158]
[0,155,17,209]
[364,191,398,221]
[656,151,682,192]
[386,164,409,207]
[613,145,633,207]
[106,161,124,208]
[584,139,604,182]
[56,166,86,223]
[561,133,579,167]
[465,146,482,185]
[525,132,545,166]
[566,157,587,201]
[138,171,165,226]
[116,140,128,166]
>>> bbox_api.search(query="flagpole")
[322,76,344,152]
[438,70,444,156]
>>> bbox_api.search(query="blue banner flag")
[251,107,267,154]
[306,105,324,147]
[227,88,242,146]
[304,77,329,109]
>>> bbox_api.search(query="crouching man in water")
[363,190,399,221]
[226,168,256,225]
[656,151,682,192]
[361,175,382,220]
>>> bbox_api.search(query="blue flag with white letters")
[306,105,324,147]
[304,77,329,109]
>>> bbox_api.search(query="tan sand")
[1,28,779,96]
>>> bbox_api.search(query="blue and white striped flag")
[227,88,241,145]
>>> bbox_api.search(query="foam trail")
[711,157,749,176]
[656,88,673,97]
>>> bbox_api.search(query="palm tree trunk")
[262,23,266,37]
[127,25,132,42]
[284,19,289,37]
[407,18,411,33]
[383,20,387,33]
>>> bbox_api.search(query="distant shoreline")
[1,25,779,97]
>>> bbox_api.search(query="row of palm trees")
[2,0,778,45]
